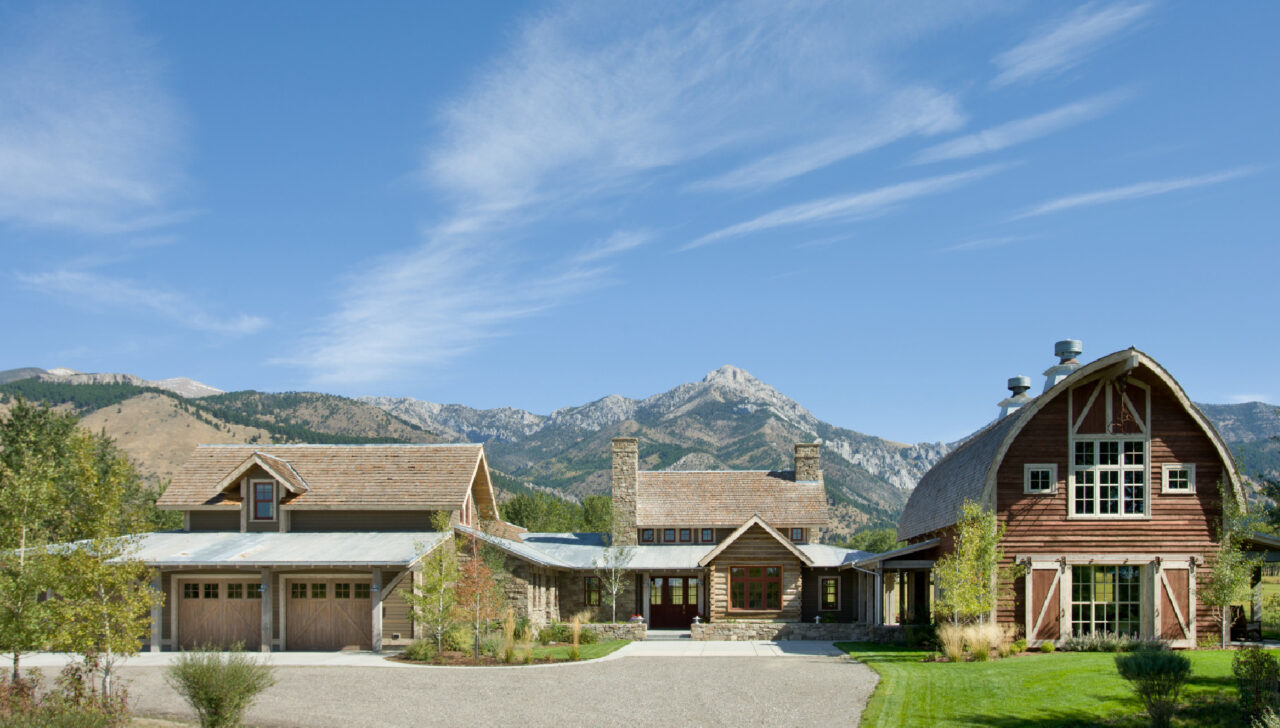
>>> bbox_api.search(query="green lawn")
[837,642,1244,728]
[531,639,629,661]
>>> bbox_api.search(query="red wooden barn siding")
[996,364,1226,637]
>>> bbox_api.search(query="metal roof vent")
[998,375,1034,418]
[1043,339,1083,392]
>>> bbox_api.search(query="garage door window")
[228,583,243,599]
[291,583,307,599]
[183,583,199,599]
[355,584,370,599]
[311,584,326,599]
[335,583,351,599]
[203,584,218,599]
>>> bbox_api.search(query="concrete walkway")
[2,640,845,669]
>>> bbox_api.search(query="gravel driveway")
[120,655,877,727]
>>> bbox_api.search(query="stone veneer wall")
[559,572,638,625]
[611,438,639,546]
[582,622,646,641]
[690,622,904,642]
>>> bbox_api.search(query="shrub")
[442,626,472,652]
[1039,641,1055,653]
[1234,647,1280,721]
[1011,639,1027,654]
[165,647,276,728]
[937,623,966,663]
[539,621,596,645]
[1115,649,1192,728]
[905,622,937,649]
[0,666,129,728]
[401,639,437,662]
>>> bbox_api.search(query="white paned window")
[1070,439,1147,517]
[1162,463,1196,494]
[1024,463,1057,494]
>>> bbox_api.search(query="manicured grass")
[531,639,629,661]
[837,642,1243,728]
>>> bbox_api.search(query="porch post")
[873,567,883,625]
[371,569,383,653]
[259,568,273,653]
[641,572,650,624]
[149,571,163,653]
[1253,566,1264,623]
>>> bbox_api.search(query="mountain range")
[1,365,1276,538]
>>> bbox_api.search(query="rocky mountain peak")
[703,364,757,386]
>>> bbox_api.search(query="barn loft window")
[1024,464,1057,495]
[1071,565,1141,637]
[1162,463,1196,494]
[251,480,276,521]
[1070,439,1147,517]
[729,566,782,611]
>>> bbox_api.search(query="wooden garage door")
[177,580,261,650]
[286,579,372,651]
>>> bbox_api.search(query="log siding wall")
[706,526,803,621]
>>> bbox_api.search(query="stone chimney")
[1043,339,1083,392]
[997,376,1033,418]
[611,438,638,545]
[794,442,821,482]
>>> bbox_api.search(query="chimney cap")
[1054,339,1083,361]
[1007,376,1032,393]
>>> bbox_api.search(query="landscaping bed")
[389,639,629,666]
[837,641,1248,728]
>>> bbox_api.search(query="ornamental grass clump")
[501,610,517,664]
[1114,649,1191,728]
[937,623,966,663]
[401,639,437,662]
[166,647,275,728]
[570,616,582,662]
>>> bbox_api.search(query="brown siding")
[382,569,412,645]
[995,365,1227,637]
[187,510,240,532]
[289,510,440,532]
[706,526,803,621]
[800,567,855,622]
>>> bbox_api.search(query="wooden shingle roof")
[635,470,828,527]
[157,444,485,511]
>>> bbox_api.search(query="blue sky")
[3,1,1277,444]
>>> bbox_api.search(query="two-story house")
[895,341,1245,647]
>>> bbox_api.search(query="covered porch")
[845,539,939,626]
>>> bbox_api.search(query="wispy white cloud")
[1012,167,1253,220]
[992,2,1152,88]
[284,239,606,385]
[571,230,651,265]
[684,165,1008,250]
[914,91,1126,164]
[1227,394,1272,405]
[696,87,965,190]
[18,270,265,335]
[0,3,186,235]
[293,1,997,384]
[941,234,1037,253]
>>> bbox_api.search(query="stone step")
[645,629,691,641]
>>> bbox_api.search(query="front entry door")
[649,576,700,629]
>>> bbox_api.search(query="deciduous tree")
[403,512,460,652]
[1200,480,1260,647]
[932,500,1022,625]
[454,525,507,660]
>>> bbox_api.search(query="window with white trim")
[1161,463,1196,494]
[1071,439,1147,517]
[1071,565,1141,636]
[1024,463,1057,495]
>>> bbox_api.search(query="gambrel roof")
[157,444,489,511]
[635,470,828,527]
[897,348,1244,541]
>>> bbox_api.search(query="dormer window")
[252,480,276,521]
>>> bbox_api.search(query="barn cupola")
[1042,339,1083,392]
[997,376,1034,418]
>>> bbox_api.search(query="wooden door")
[177,580,261,650]
[649,576,700,629]
[1025,565,1063,644]
[1159,565,1193,646]
[286,579,372,651]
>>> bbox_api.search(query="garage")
[176,579,262,650]
[285,578,373,650]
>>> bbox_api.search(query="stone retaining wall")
[583,622,647,641]
[690,622,903,642]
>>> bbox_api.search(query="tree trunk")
[1222,606,1229,648]
[10,650,19,683]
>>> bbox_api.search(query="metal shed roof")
[125,531,448,568]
